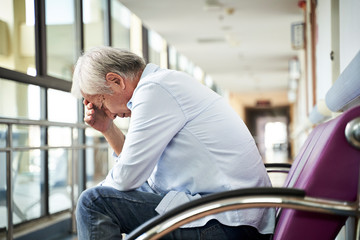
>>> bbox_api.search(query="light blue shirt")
[102,64,275,234]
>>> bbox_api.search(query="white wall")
[340,0,360,71]
[316,0,333,101]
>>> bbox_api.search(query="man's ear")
[105,72,125,89]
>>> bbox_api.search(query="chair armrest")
[265,163,292,173]
[126,188,303,240]
[126,187,357,240]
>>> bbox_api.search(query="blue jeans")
[76,186,271,240]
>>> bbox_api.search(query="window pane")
[49,149,71,213]
[85,128,108,188]
[12,125,41,148]
[0,0,36,75]
[148,30,162,66]
[0,79,42,120]
[13,150,42,224]
[45,0,76,81]
[168,45,178,70]
[48,89,78,123]
[83,0,105,50]
[111,0,130,49]
[48,126,72,147]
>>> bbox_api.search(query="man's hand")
[83,99,113,133]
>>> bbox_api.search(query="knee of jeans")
[78,187,100,206]
[76,187,101,216]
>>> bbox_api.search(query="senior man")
[72,46,275,240]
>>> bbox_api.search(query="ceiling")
[118,0,304,93]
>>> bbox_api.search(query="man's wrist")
[102,121,115,136]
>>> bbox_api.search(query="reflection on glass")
[13,150,42,224]
[0,152,7,229]
[83,0,105,50]
[111,0,130,49]
[48,89,77,123]
[85,128,109,187]
[0,79,41,120]
[49,149,71,213]
[0,0,36,74]
[48,127,72,147]
[45,0,76,81]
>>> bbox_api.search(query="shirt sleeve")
[101,82,186,191]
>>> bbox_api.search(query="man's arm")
[102,121,125,156]
[83,99,125,156]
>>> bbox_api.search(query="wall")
[340,0,360,71]
[228,90,289,120]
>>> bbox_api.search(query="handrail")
[0,117,88,128]
[0,116,108,240]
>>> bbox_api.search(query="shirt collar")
[140,63,160,80]
[127,63,160,110]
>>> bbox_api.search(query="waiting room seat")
[126,105,360,240]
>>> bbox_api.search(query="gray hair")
[71,46,146,98]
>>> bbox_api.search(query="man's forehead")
[83,93,102,105]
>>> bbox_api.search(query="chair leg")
[345,217,357,240]
[356,217,360,240]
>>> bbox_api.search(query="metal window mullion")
[74,0,86,195]
[6,123,13,240]
[104,0,112,46]
[40,84,49,217]
[142,26,149,63]
[39,126,49,216]
[34,0,47,76]
[75,0,84,58]
[0,67,72,92]
[71,127,76,233]
[76,98,87,193]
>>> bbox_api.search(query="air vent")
[197,38,225,43]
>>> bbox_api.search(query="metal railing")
[0,117,109,240]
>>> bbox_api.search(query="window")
[0,0,169,238]
[45,0,77,81]
[0,79,42,120]
[111,0,131,49]
[85,128,109,188]
[83,0,106,50]
[148,30,168,68]
[168,45,178,70]
[0,0,36,75]
[48,89,78,123]
[12,149,43,223]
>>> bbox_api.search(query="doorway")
[245,106,291,163]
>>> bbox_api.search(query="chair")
[125,105,360,240]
